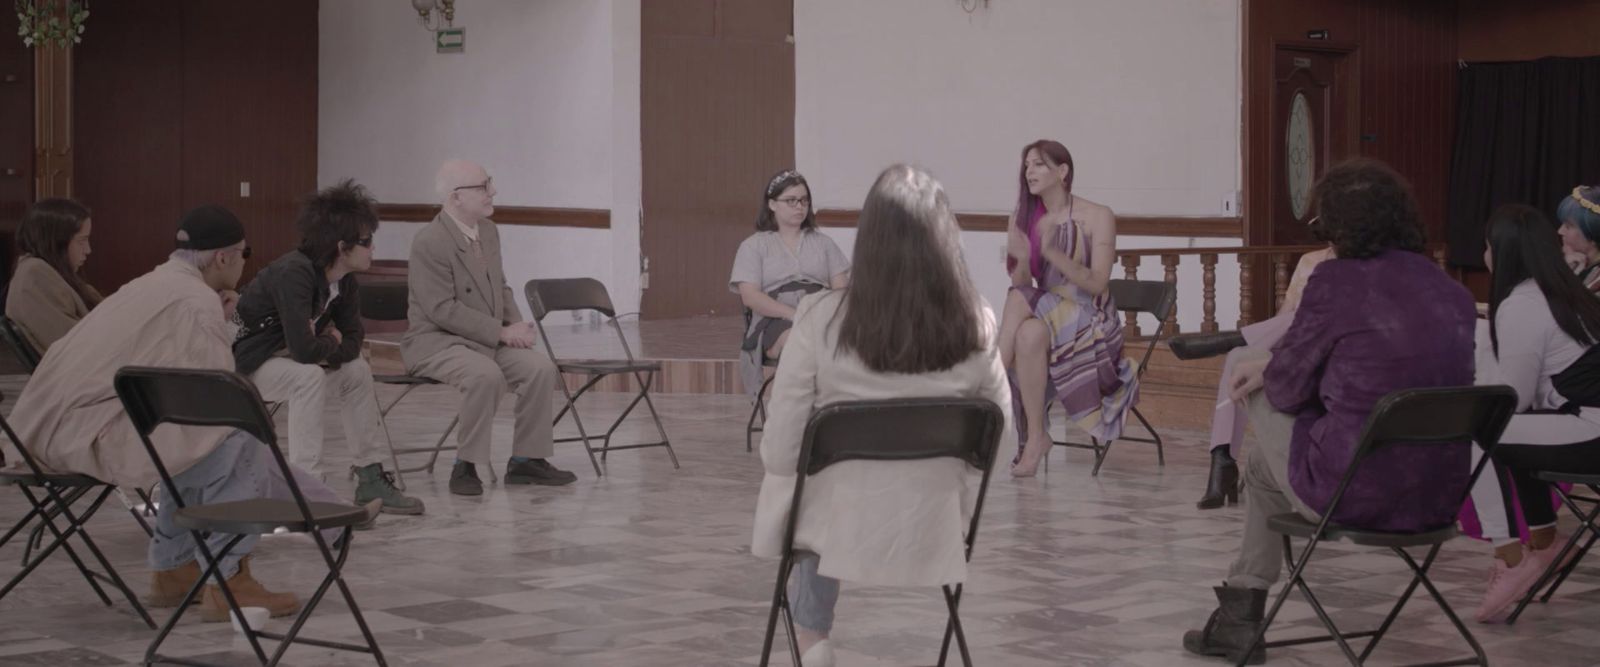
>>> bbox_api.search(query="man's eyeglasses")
[775,196,810,208]
[453,179,492,192]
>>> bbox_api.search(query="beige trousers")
[250,356,385,478]
[410,344,558,464]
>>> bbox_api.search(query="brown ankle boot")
[198,557,301,622]
[148,560,200,608]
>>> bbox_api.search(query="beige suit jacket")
[10,260,235,488]
[401,210,522,369]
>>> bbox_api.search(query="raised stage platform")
[364,316,1224,431]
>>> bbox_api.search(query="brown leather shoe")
[148,560,200,608]
[198,556,301,622]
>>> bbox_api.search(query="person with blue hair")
[1556,185,1600,292]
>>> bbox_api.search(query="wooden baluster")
[1161,254,1180,336]
[1273,253,1291,314]
[1200,253,1218,333]
[1433,246,1448,270]
[1121,255,1142,337]
[1238,255,1253,328]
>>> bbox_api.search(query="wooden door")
[640,0,795,319]
[1269,46,1354,246]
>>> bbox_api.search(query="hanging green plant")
[15,0,89,49]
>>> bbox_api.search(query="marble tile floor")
[0,378,1597,666]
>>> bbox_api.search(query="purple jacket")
[1265,249,1475,533]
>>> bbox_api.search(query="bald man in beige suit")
[403,159,576,495]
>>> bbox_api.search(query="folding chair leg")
[145,533,267,666]
[1509,483,1600,623]
[2,486,114,605]
[553,378,605,477]
[759,553,796,667]
[748,374,776,453]
[937,583,973,667]
[1090,437,1111,476]
[1134,407,1164,466]
[1394,545,1488,666]
[265,527,387,666]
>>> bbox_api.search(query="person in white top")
[750,164,1014,666]
[1469,204,1600,623]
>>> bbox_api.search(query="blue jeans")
[148,430,341,578]
[789,553,840,634]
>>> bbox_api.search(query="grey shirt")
[729,230,850,297]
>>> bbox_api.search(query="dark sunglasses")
[352,236,374,248]
[236,246,253,260]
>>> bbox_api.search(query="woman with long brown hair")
[750,164,1011,666]
[999,139,1136,477]
[6,197,102,354]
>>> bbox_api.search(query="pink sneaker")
[1474,554,1547,623]
[1530,532,1577,576]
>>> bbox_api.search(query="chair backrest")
[1108,279,1176,326]
[1322,385,1518,532]
[113,367,308,517]
[0,316,41,372]
[1107,279,1176,376]
[525,278,616,321]
[783,398,1007,559]
[357,282,410,323]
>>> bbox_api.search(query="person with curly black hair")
[233,179,423,516]
[1184,159,1476,664]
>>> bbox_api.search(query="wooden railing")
[1114,245,1450,337]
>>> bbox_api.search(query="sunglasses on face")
[352,236,374,248]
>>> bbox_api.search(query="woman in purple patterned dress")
[1000,139,1138,477]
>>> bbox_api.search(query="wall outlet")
[1221,190,1240,214]
[240,181,251,198]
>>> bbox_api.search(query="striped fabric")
[1009,202,1139,455]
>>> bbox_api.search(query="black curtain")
[1447,56,1600,267]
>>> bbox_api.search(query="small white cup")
[230,606,270,634]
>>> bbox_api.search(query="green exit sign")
[436,28,465,54]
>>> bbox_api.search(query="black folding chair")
[114,367,385,667]
[746,350,779,453]
[758,398,1006,667]
[0,394,155,629]
[1504,473,1600,624]
[358,282,465,488]
[1051,279,1175,475]
[525,278,679,477]
[0,315,40,372]
[1236,385,1517,667]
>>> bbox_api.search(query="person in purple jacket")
[1183,159,1476,665]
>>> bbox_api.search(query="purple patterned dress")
[1008,201,1139,455]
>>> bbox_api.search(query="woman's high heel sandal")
[1197,447,1240,510]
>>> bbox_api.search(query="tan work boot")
[147,560,200,608]
[198,556,301,622]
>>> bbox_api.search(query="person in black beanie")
[8,204,377,623]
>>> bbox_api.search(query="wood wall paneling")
[73,1,317,291]
[1457,0,1600,61]
[72,0,183,291]
[375,204,611,228]
[0,9,34,231]
[814,208,1242,237]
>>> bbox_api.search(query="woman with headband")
[730,169,851,398]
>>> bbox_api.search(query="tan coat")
[751,292,1015,587]
[401,211,522,369]
[9,260,235,488]
[5,255,99,354]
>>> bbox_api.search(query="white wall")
[319,0,638,317]
[320,0,1246,326]
[796,0,1244,330]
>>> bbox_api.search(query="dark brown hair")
[1012,139,1075,229]
[17,197,101,307]
[835,165,982,373]
[755,169,816,231]
[1312,158,1426,259]
[1485,203,1600,356]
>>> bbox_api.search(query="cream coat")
[9,260,235,488]
[5,255,99,353]
[751,291,1015,587]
